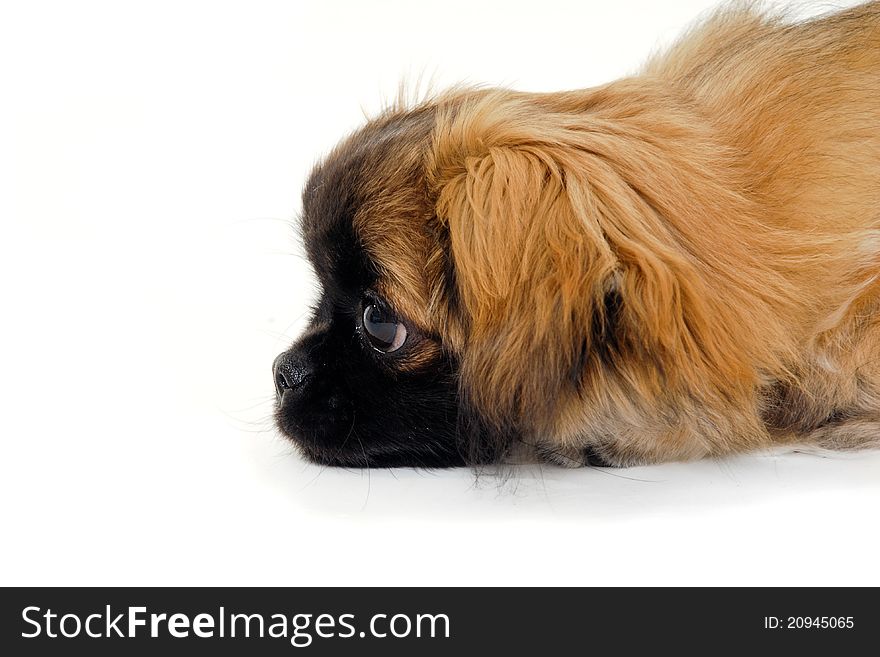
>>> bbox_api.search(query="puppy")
[274,2,880,468]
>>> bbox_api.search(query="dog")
[274,1,880,468]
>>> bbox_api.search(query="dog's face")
[274,87,771,467]
[273,103,482,467]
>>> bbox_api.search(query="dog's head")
[274,86,778,467]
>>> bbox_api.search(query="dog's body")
[275,2,880,468]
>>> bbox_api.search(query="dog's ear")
[428,91,782,434]
[432,140,617,430]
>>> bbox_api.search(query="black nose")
[273,350,313,400]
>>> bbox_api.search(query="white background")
[2,0,877,586]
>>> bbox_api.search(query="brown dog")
[274,2,880,468]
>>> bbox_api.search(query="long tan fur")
[358,1,880,466]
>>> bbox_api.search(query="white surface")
[2,0,877,586]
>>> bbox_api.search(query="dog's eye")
[363,303,407,353]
